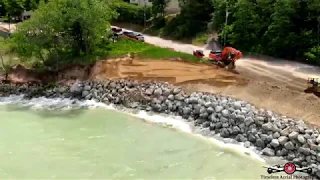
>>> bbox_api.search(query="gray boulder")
[207,107,214,114]
[297,135,306,144]
[145,88,153,95]
[189,97,198,104]
[168,94,174,100]
[270,139,280,148]
[244,141,251,148]
[244,117,254,126]
[256,139,265,148]
[221,109,230,117]
[289,131,298,140]
[233,101,242,110]
[284,141,295,150]
[70,83,82,94]
[215,106,224,113]
[262,148,275,156]
[220,128,230,138]
[298,147,311,155]
[82,90,89,97]
[172,88,182,95]
[262,122,273,131]
[278,136,289,145]
[84,85,91,91]
[153,88,163,97]
[174,94,184,101]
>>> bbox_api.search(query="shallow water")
[0,101,273,179]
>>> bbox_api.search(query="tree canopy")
[9,0,118,68]
[162,0,214,38]
[210,0,320,62]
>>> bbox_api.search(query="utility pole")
[317,17,319,61]
[223,7,229,47]
[317,17,320,46]
[144,0,147,28]
[8,14,10,33]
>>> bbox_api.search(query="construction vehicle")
[193,47,242,69]
[305,78,320,96]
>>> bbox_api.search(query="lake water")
[0,96,274,179]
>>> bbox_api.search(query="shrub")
[304,45,320,65]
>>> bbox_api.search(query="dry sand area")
[90,57,320,126]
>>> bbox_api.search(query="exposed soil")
[89,57,320,126]
[1,57,320,127]
[90,58,248,87]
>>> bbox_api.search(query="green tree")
[151,0,169,27]
[0,37,13,81]
[163,0,214,39]
[261,0,297,56]
[227,0,262,50]
[114,1,152,25]
[209,0,319,62]
[0,0,7,16]
[10,0,118,69]
[24,0,40,10]
[151,0,169,17]
[3,0,26,17]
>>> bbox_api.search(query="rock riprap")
[1,79,320,178]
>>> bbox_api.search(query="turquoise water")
[0,104,269,179]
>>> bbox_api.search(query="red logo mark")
[284,163,296,175]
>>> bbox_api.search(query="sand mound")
[90,57,248,87]
[90,57,320,126]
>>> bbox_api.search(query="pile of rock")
[1,79,320,177]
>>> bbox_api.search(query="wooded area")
[0,0,319,64]
[151,0,320,64]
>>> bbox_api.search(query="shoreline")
[0,94,267,162]
[0,79,320,178]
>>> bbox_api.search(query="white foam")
[115,109,266,163]
[0,95,110,110]
[0,95,265,163]
[133,111,192,133]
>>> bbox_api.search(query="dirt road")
[0,22,16,32]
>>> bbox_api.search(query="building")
[129,0,152,6]
[129,0,180,14]
[21,11,32,21]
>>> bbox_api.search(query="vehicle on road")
[193,50,205,59]
[111,26,122,33]
[122,31,145,42]
[305,77,320,96]
[193,47,242,70]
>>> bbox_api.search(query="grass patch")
[107,37,200,62]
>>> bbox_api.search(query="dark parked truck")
[122,31,145,42]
